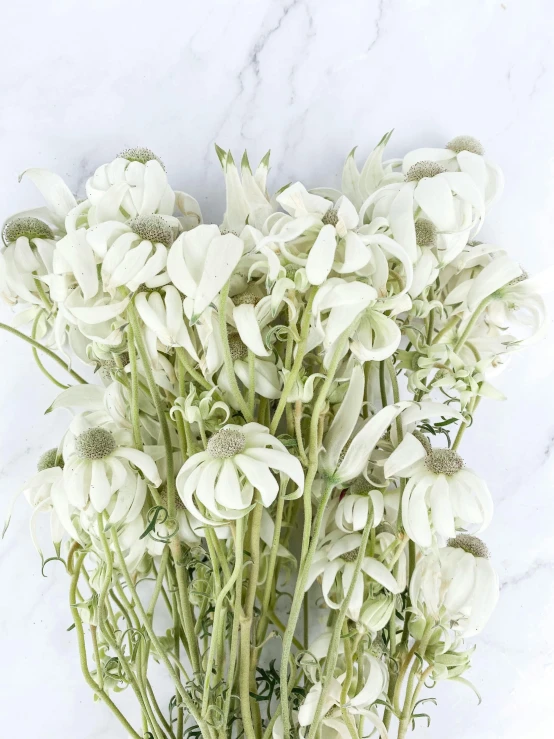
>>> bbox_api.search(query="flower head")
[118,147,165,169]
[4,217,54,243]
[177,422,304,523]
[446,135,485,156]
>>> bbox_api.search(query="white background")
[1,1,553,737]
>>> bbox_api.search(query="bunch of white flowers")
[1,136,546,739]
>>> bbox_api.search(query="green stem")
[69,552,142,739]
[127,302,175,517]
[0,322,87,384]
[218,282,253,421]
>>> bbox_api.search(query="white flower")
[135,285,198,360]
[306,528,401,621]
[410,534,499,636]
[297,653,389,738]
[0,217,56,305]
[275,183,369,284]
[86,149,175,220]
[341,131,399,209]
[217,148,274,232]
[167,224,244,323]
[385,433,493,548]
[176,423,304,523]
[62,414,160,513]
[320,364,410,484]
[334,482,384,533]
[402,135,504,209]
[21,449,77,555]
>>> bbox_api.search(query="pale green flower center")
[75,428,117,460]
[37,448,61,471]
[350,476,371,495]
[232,290,260,307]
[447,533,490,559]
[129,215,173,247]
[285,263,299,277]
[446,135,485,156]
[207,429,246,459]
[424,448,464,476]
[220,228,239,237]
[228,332,248,361]
[341,547,360,562]
[118,147,165,169]
[321,208,339,227]
[369,634,386,658]
[4,217,54,243]
[405,161,446,182]
[415,218,438,248]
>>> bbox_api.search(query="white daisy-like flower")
[274,183,370,285]
[176,422,304,523]
[62,414,160,513]
[297,653,389,738]
[135,284,198,361]
[0,217,56,306]
[86,148,175,221]
[402,135,504,209]
[305,528,401,622]
[20,448,79,555]
[410,534,499,636]
[167,224,244,323]
[384,433,493,548]
[334,480,385,533]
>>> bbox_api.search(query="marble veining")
[1,0,553,737]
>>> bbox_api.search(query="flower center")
[447,534,490,559]
[341,547,360,562]
[75,428,117,460]
[405,161,446,182]
[219,228,239,237]
[3,217,54,243]
[369,634,386,658]
[446,135,485,156]
[424,449,464,476]
[285,263,299,278]
[415,218,438,248]
[129,215,173,247]
[232,290,261,307]
[207,429,247,459]
[37,448,62,471]
[321,208,339,227]
[227,332,248,361]
[118,147,165,169]
[350,476,371,495]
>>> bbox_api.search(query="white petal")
[361,557,401,594]
[306,225,337,285]
[193,234,243,320]
[384,433,426,479]
[20,168,77,226]
[113,448,161,486]
[337,402,410,482]
[233,303,269,356]
[234,454,278,506]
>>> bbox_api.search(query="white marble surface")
[1,0,554,736]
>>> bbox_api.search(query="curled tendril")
[104,656,131,685]
[41,555,67,578]
[139,505,179,543]
[265,324,290,346]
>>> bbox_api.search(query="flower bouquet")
[1,136,547,738]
